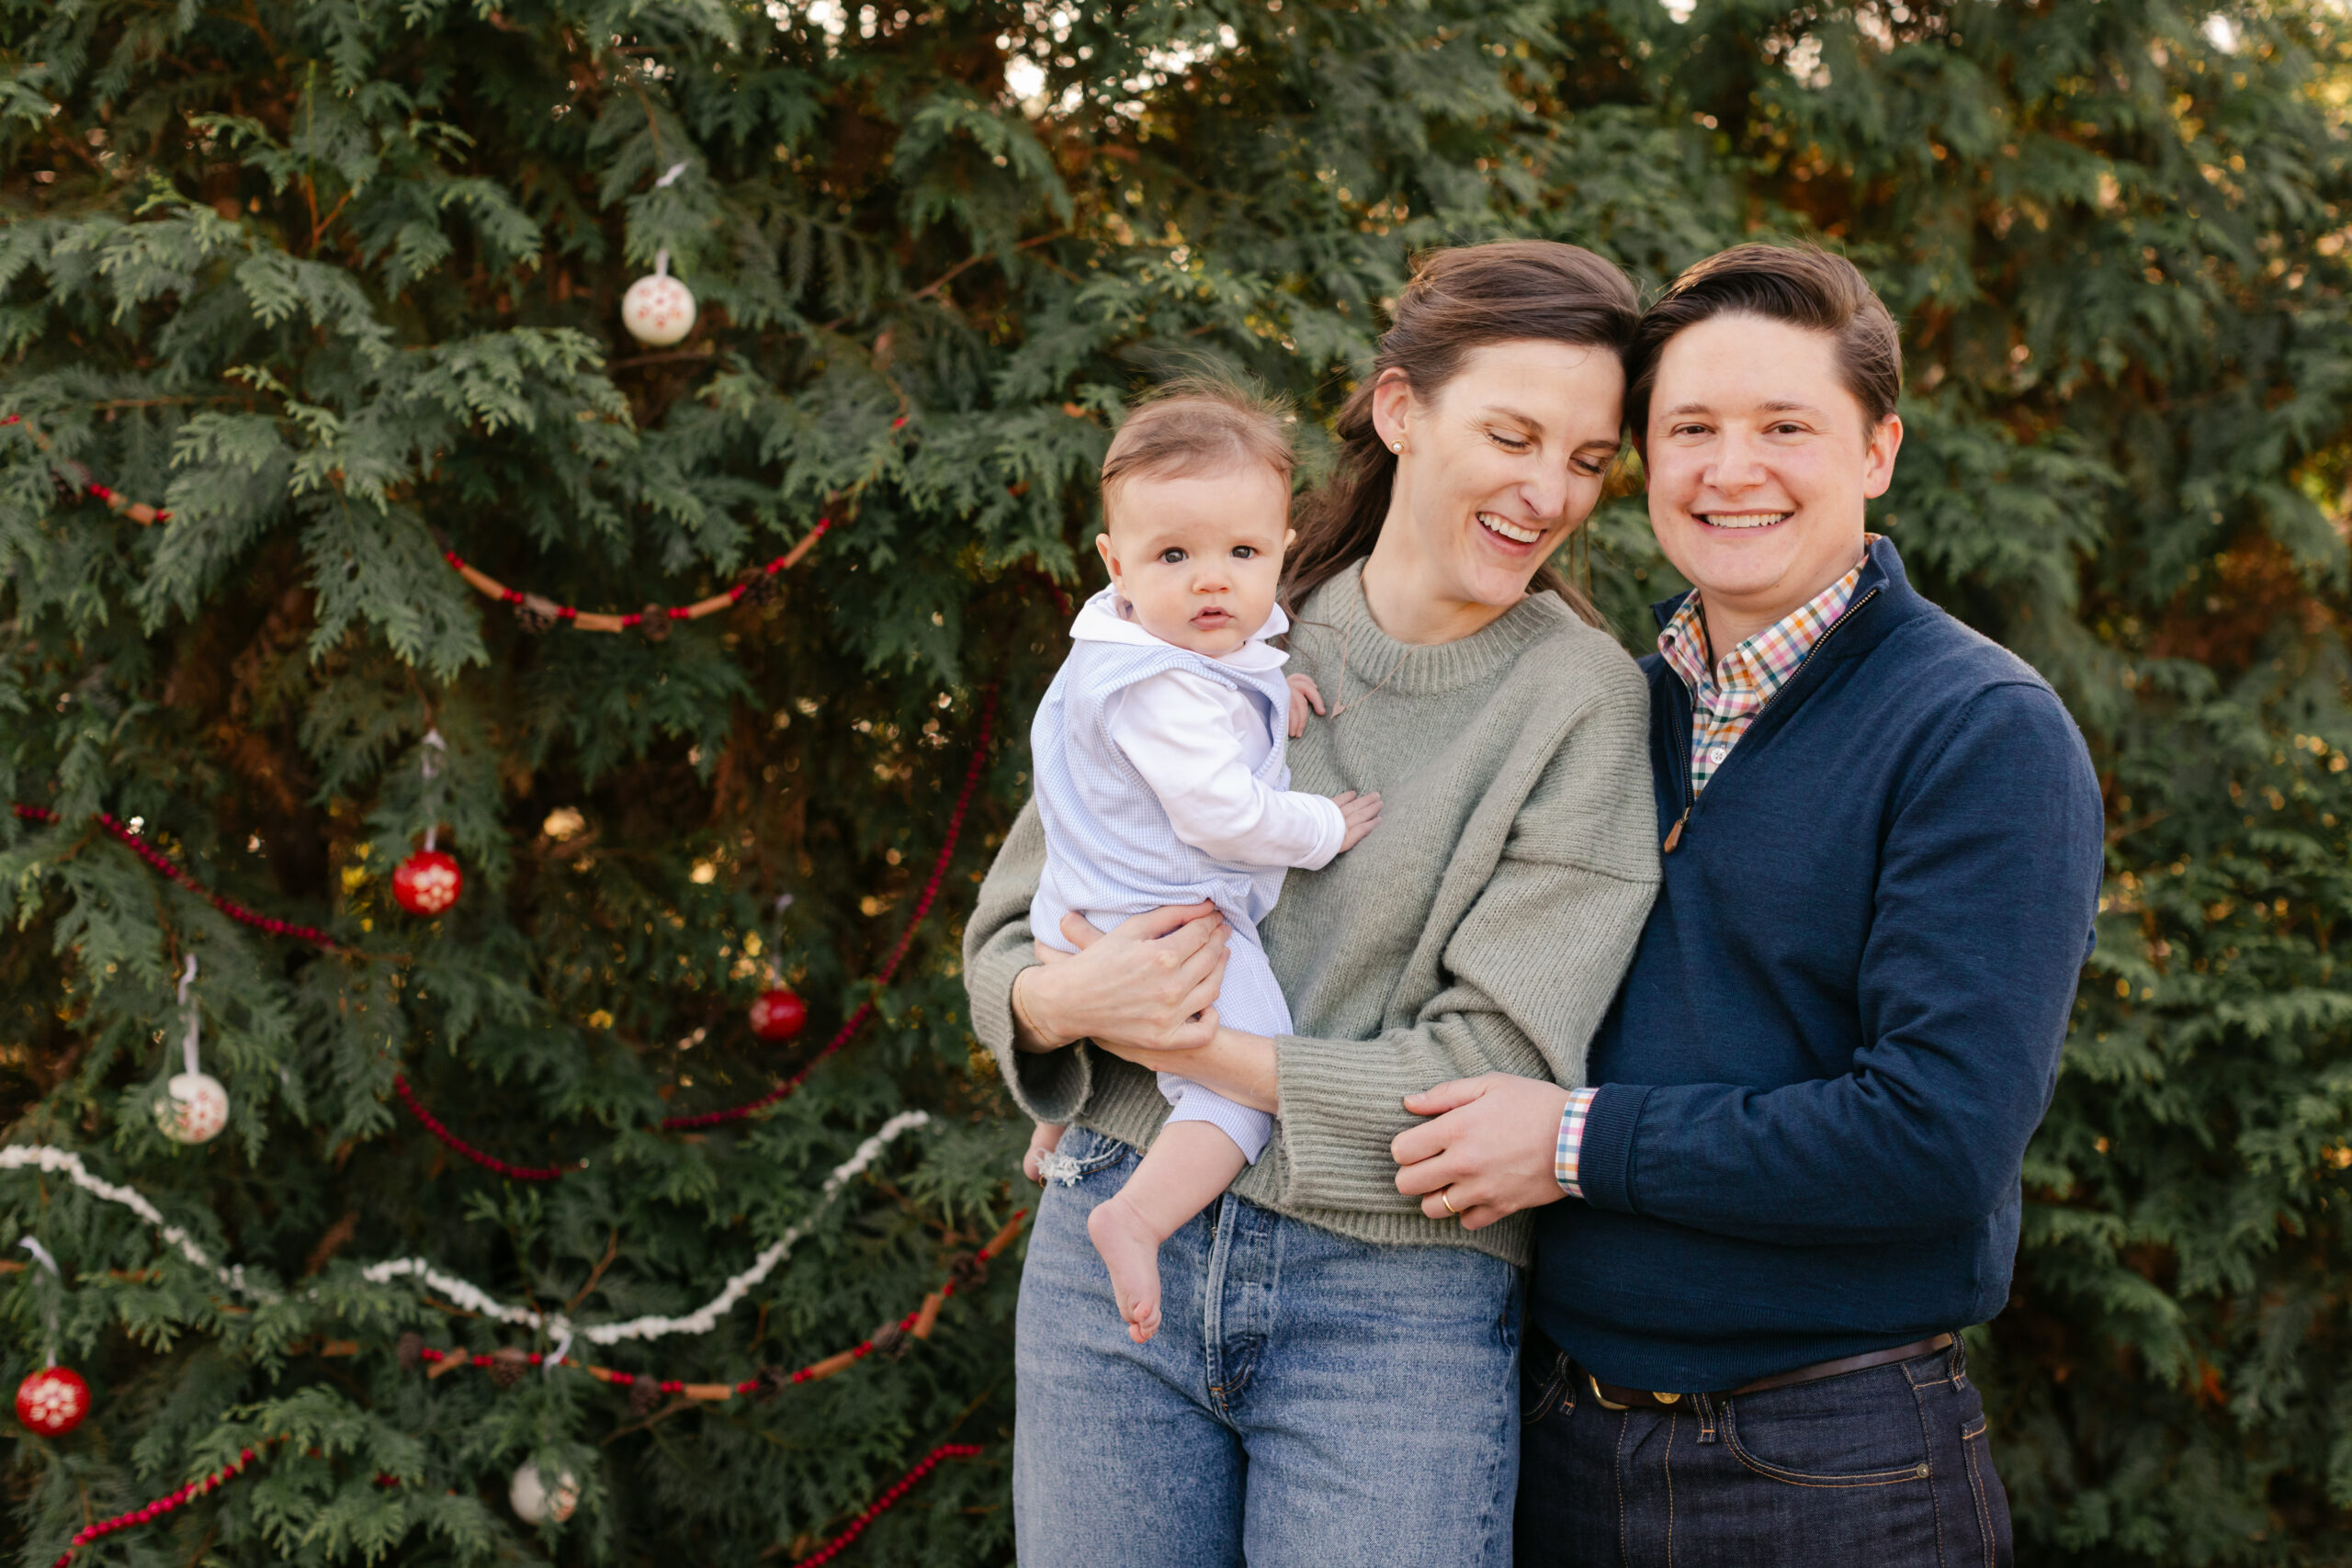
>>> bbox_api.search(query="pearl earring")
[1390,441,1403,454]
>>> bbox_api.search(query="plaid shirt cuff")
[1556,1087,1600,1198]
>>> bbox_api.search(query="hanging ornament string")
[0,413,172,525]
[17,1238,60,1367]
[390,688,996,1177]
[405,1206,1028,1400]
[9,805,345,951]
[437,519,830,636]
[154,955,230,1145]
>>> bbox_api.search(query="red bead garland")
[660,692,995,1134]
[48,1443,265,1568]
[440,516,831,635]
[800,1443,982,1565]
[8,806,343,951]
[391,1076,581,1181]
[0,414,173,525]
[390,693,996,1176]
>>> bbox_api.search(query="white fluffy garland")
[0,1144,262,1297]
[1,1110,931,1346]
[361,1110,930,1344]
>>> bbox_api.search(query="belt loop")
[1695,1391,1718,1444]
[1948,1335,1969,1390]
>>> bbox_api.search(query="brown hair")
[1283,241,1640,622]
[1100,379,1295,527]
[1626,243,1902,438]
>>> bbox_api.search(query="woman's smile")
[1476,511,1547,547]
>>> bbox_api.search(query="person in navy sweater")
[1388,243,2105,1566]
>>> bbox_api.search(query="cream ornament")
[621,250,696,347]
[510,1461,580,1525]
[157,956,227,1145]
[157,1073,229,1145]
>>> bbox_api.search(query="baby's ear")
[1283,527,1297,550]
[1093,531,1119,580]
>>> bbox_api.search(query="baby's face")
[1097,463,1292,657]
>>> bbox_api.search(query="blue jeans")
[1515,1332,2013,1567]
[1016,1126,1522,1566]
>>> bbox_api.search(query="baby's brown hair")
[1100,380,1295,527]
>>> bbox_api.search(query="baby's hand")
[1333,789,1383,852]
[1286,673,1327,739]
[1023,1121,1069,1184]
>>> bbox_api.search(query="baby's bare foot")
[1087,1194,1165,1344]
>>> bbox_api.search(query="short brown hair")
[1627,243,1902,438]
[1284,241,1641,621]
[1100,380,1295,525]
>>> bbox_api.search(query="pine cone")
[636,604,673,643]
[754,1364,792,1401]
[487,1346,532,1389]
[949,1251,988,1292]
[514,593,564,634]
[870,1321,910,1361]
[735,568,783,607]
[630,1376,665,1416]
[396,1331,424,1372]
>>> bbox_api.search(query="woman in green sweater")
[963,241,1660,1565]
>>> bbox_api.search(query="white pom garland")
[0,1111,933,1348]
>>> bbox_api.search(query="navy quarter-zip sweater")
[1530,536,2104,1392]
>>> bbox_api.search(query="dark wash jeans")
[1515,1336,2013,1568]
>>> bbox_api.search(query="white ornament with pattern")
[621,249,696,347]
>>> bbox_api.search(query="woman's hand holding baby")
[1011,903,1230,1054]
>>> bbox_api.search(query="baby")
[1023,384,1381,1344]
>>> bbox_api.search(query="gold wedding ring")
[1440,1189,1459,1216]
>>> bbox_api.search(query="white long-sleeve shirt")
[1076,597,1347,873]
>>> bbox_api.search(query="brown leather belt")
[1580,1334,1955,1412]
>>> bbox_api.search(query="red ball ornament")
[749,987,807,1042]
[16,1367,88,1436]
[392,850,463,916]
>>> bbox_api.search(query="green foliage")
[3,0,2352,1562]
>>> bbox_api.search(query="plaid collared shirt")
[1657,553,1870,799]
[1555,547,1870,1200]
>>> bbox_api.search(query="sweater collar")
[1294,559,1574,696]
[1069,584,1292,672]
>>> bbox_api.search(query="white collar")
[1069,585,1291,671]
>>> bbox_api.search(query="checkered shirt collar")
[1658,558,1869,705]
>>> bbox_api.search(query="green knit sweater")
[962,562,1660,1265]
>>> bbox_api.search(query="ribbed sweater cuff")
[973,952,1094,1125]
[1273,1031,1425,1214]
[1577,1084,1651,1214]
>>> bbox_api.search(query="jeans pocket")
[1520,1349,1569,1427]
[1719,1368,1934,1488]
[1035,1124,1131,1187]
[1961,1415,2007,1567]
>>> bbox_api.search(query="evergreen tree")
[3,1,2350,1564]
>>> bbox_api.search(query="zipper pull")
[1663,809,1689,854]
